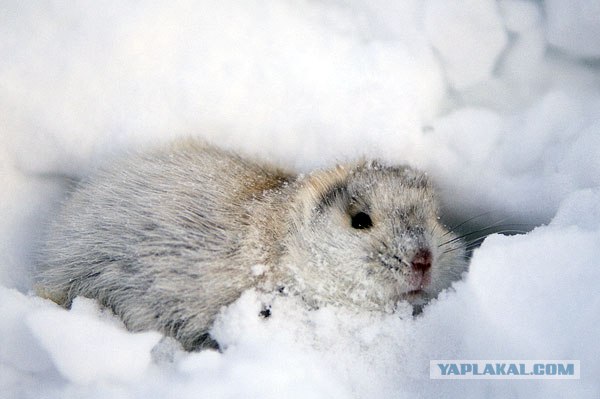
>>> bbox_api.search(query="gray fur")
[34,139,468,350]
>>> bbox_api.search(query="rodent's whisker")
[429,221,441,238]
[440,228,531,255]
[440,211,494,238]
[438,220,533,248]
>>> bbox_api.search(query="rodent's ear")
[297,166,350,215]
[305,167,349,201]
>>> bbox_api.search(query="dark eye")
[351,212,373,229]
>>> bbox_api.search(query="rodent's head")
[281,161,468,312]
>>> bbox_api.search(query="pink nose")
[411,249,432,272]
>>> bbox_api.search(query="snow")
[545,0,600,58]
[424,0,508,90]
[1,1,599,398]
[27,297,161,385]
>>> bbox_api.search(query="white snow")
[26,297,161,385]
[1,1,599,398]
[424,0,508,90]
[545,0,600,58]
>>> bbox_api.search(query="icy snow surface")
[1,1,600,398]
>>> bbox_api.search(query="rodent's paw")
[259,305,272,318]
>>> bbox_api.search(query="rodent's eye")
[351,212,373,229]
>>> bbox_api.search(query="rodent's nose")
[411,249,432,272]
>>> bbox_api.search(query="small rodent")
[34,139,468,350]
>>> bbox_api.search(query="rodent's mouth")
[401,289,428,306]
[403,289,425,298]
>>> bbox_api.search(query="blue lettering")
[483,364,495,375]
[558,364,574,375]
[460,363,472,375]
[507,364,519,375]
[437,364,450,375]
[533,364,544,375]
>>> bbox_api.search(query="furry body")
[35,140,468,350]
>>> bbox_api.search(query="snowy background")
[1,0,600,398]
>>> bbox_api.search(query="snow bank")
[422,90,600,224]
[424,0,508,89]
[0,0,443,174]
[27,297,161,385]
[545,0,600,58]
[1,1,599,398]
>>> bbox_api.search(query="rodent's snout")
[411,248,432,272]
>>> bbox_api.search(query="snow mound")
[545,0,600,58]
[27,297,161,385]
[424,0,508,89]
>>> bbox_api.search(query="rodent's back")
[35,140,291,349]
